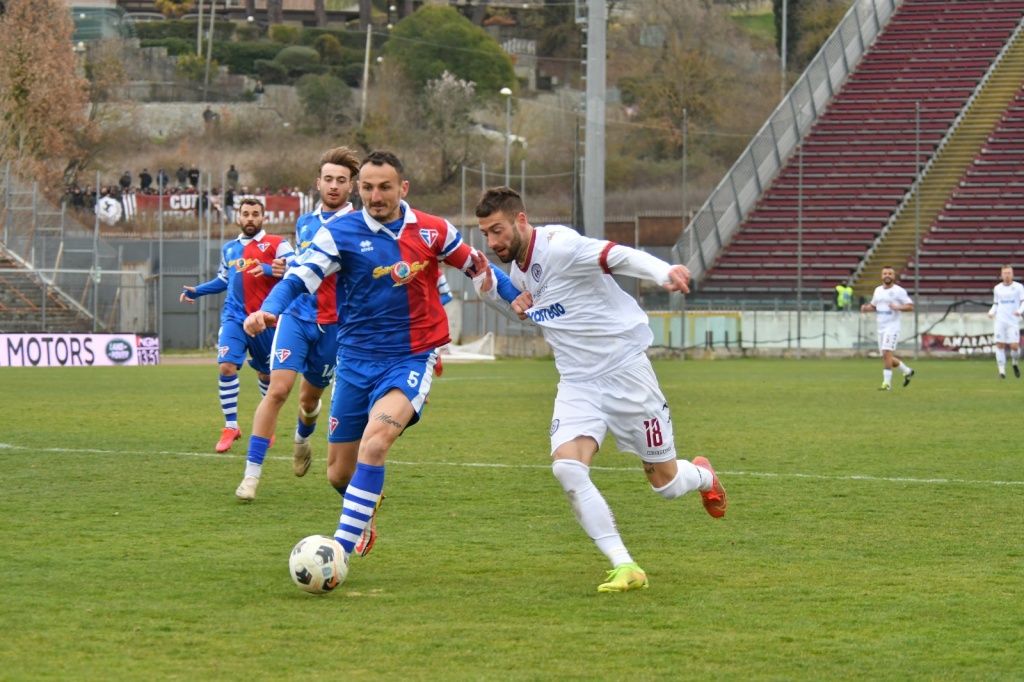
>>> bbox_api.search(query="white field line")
[1,443,1022,486]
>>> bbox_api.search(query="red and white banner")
[921,333,996,355]
[0,334,160,367]
[125,194,315,224]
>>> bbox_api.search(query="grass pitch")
[0,358,1021,680]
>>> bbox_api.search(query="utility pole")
[582,0,606,239]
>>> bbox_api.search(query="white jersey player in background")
[471,186,727,594]
[987,264,1024,379]
[861,266,915,390]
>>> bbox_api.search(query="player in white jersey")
[472,186,727,594]
[987,264,1024,379]
[860,266,915,390]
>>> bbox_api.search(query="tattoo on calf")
[643,461,655,474]
[374,412,404,430]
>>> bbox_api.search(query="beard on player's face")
[240,219,261,236]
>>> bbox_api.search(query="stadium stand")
[696,0,1024,301]
[913,84,1024,297]
[0,251,92,333]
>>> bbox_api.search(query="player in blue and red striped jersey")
[243,150,488,565]
[235,147,361,503]
[180,198,294,453]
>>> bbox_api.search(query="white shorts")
[877,328,900,353]
[549,354,676,463]
[994,319,1021,345]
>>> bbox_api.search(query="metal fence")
[0,166,158,334]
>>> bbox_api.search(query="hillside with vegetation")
[2,0,850,219]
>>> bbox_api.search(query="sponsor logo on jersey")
[527,302,566,323]
[550,419,559,436]
[230,257,261,272]
[275,349,291,362]
[360,240,373,252]
[372,259,429,286]
[531,263,543,282]
[329,416,339,434]
[419,229,438,247]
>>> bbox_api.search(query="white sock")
[244,461,262,479]
[1012,348,1020,365]
[897,361,911,375]
[996,347,1007,373]
[653,461,705,498]
[883,369,893,385]
[552,459,631,566]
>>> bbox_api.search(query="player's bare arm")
[861,303,876,312]
[179,286,197,304]
[243,310,277,336]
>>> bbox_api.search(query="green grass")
[1,359,1022,680]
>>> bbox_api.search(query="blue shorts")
[218,320,274,375]
[327,350,439,443]
[270,314,338,389]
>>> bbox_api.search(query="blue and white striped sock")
[334,463,384,555]
[257,377,270,397]
[219,373,239,428]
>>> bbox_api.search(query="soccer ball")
[288,535,348,594]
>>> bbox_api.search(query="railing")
[673,0,903,285]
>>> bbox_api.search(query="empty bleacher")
[697,0,1024,299]
[912,87,1024,297]
[0,252,92,333]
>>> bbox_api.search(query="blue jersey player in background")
[235,147,361,504]
[244,150,488,570]
[180,198,293,453]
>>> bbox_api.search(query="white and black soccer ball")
[288,535,348,594]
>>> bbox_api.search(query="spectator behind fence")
[227,164,239,189]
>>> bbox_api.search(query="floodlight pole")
[914,100,921,360]
[797,144,803,359]
[360,24,371,126]
[780,0,788,101]
[501,87,513,186]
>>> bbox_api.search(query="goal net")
[441,332,496,362]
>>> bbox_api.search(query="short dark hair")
[319,146,361,179]
[237,197,265,213]
[361,150,404,180]
[475,186,524,219]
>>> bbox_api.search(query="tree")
[612,0,778,166]
[64,41,130,186]
[314,0,326,28]
[773,0,851,71]
[296,73,351,129]
[422,71,477,185]
[385,5,514,97]
[0,0,92,188]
